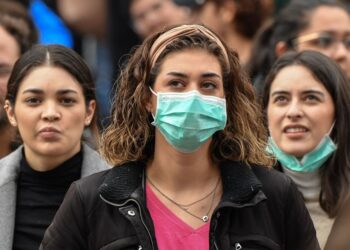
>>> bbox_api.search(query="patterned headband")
[149,24,230,67]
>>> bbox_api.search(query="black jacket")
[41,161,320,250]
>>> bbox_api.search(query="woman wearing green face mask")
[263,50,350,248]
[41,24,319,249]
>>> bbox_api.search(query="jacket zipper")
[100,195,155,250]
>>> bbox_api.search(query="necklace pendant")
[202,215,209,222]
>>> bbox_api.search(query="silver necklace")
[147,176,220,222]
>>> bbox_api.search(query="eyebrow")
[302,90,325,97]
[271,89,326,96]
[270,90,289,97]
[166,71,222,79]
[22,88,79,95]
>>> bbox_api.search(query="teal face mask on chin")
[150,88,227,153]
[267,136,337,173]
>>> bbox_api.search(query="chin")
[282,147,310,159]
[36,142,75,156]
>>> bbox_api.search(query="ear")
[275,41,289,58]
[84,100,96,126]
[4,100,17,127]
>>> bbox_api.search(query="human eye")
[152,2,162,12]
[60,97,77,106]
[304,94,320,103]
[168,80,185,89]
[201,81,217,90]
[24,97,42,106]
[273,95,288,104]
[0,66,12,77]
[314,34,333,48]
[344,36,350,49]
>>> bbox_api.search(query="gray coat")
[0,144,110,249]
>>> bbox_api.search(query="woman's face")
[130,0,190,39]
[295,6,350,78]
[5,66,95,162]
[148,48,225,151]
[267,65,335,158]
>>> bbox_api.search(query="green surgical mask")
[267,135,337,173]
[150,88,227,153]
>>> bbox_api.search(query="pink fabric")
[146,183,210,250]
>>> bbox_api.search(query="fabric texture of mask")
[267,136,337,173]
[150,89,227,153]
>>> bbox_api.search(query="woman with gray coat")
[0,44,110,250]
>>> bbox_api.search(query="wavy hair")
[102,24,273,167]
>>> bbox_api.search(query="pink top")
[146,183,210,250]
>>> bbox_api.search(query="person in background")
[41,24,319,250]
[57,0,112,128]
[0,0,38,158]
[263,50,350,248]
[129,0,192,39]
[0,44,110,250]
[191,0,273,65]
[247,0,350,95]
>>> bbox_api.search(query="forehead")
[130,0,167,13]
[270,65,327,92]
[18,66,83,93]
[303,6,350,34]
[158,49,222,74]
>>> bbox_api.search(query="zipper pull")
[235,242,242,250]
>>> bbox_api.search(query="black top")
[13,149,82,250]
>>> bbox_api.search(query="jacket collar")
[99,161,264,205]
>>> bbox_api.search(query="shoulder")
[0,146,23,186]
[73,169,111,199]
[0,146,23,165]
[252,164,292,188]
[251,165,298,204]
[81,143,112,177]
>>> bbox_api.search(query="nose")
[286,100,303,120]
[41,101,60,122]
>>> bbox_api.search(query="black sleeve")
[284,180,321,250]
[40,182,87,250]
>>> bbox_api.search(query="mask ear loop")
[149,87,158,96]
[327,120,336,136]
[148,87,158,125]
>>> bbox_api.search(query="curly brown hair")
[101,24,273,167]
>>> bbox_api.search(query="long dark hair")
[263,50,350,217]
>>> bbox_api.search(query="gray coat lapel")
[0,144,110,249]
[0,147,22,250]
[81,144,111,178]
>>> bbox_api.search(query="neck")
[0,125,16,158]
[282,166,321,201]
[224,30,252,65]
[23,143,81,172]
[148,132,220,191]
